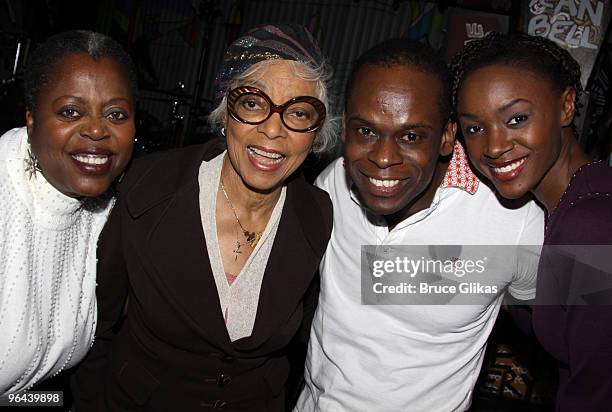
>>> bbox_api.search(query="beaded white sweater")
[0,127,113,395]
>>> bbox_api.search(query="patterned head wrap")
[214,24,324,103]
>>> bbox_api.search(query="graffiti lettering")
[527,0,604,49]
[466,23,485,39]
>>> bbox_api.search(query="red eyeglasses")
[227,86,326,133]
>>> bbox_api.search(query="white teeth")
[492,158,526,173]
[248,147,285,164]
[368,177,400,188]
[249,146,283,159]
[72,154,109,165]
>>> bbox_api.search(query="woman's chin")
[241,176,286,194]
[493,181,531,200]
[232,158,294,193]
[55,180,112,199]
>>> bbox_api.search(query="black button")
[221,354,234,363]
[213,399,227,409]
[217,373,231,387]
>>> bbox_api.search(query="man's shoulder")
[314,157,347,197]
[438,180,544,245]
[471,179,543,216]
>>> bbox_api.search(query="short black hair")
[344,38,451,127]
[24,30,138,113]
[450,32,582,118]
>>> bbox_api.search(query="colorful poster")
[404,2,448,50]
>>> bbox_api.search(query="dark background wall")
[1,0,611,162]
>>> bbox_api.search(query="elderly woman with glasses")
[71,24,336,411]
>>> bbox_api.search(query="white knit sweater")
[0,127,113,395]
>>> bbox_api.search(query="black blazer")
[72,141,332,411]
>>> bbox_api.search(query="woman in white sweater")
[0,30,136,395]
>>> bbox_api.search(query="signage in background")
[445,7,511,61]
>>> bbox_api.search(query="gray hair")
[209,59,339,155]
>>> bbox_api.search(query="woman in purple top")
[451,32,612,411]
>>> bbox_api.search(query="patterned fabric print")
[234,36,258,48]
[261,25,318,62]
[214,23,323,104]
[441,142,479,194]
[257,40,307,62]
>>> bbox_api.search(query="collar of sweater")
[4,127,110,230]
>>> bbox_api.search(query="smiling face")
[343,64,454,220]
[456,64,575,199]
[224,60,318,193]
[27,53,135,198]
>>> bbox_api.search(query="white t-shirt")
[296,144,544,412]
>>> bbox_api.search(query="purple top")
[532,161,612,411]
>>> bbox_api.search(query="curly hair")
[450,32,582,118]
[24,30,138,114]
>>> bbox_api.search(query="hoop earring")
[221,127,226,136]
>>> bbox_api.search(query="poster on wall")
[445,7,510,61]
[521,0,612,87]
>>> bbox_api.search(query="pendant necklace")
[219,177,263,260]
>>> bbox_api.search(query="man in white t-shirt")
[295,39,544,411]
